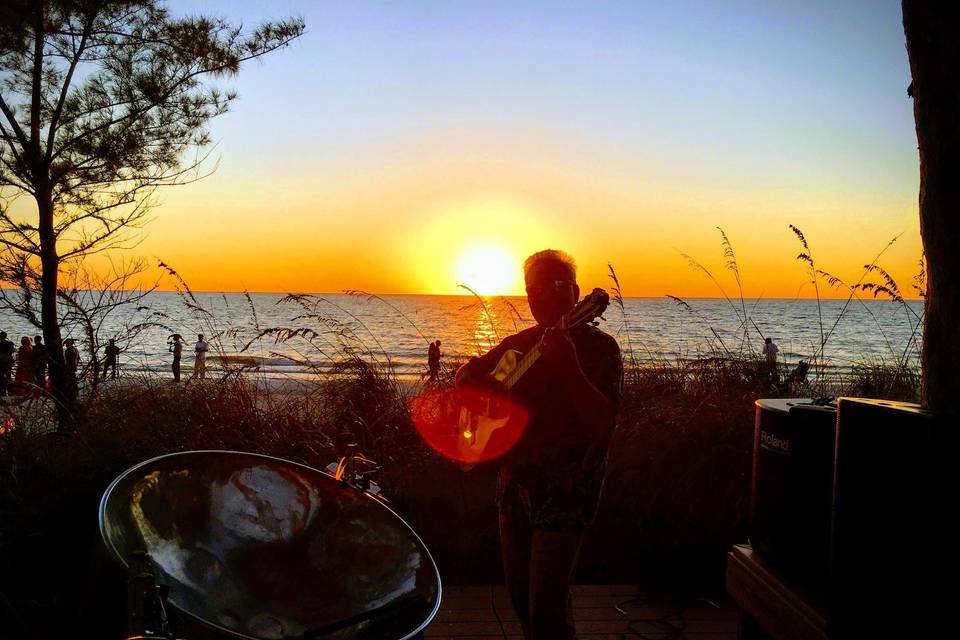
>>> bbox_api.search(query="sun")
[455,245,518,296]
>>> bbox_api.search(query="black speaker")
[750,398,837,586]
[829,398,954,638]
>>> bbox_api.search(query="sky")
[92,1,925,296]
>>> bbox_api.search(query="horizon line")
[0,285,924,301]
[41,287,923,302]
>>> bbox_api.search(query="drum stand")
[326,444,383,497]
[125,550,177,640]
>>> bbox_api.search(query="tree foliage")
[0,0,303,420]
[0,0,304,262]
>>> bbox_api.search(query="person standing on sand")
[32,335,48,388]
[64,338,81,401]
[455,249,622,640]
[427,340,441,382]
[170,334,184,382]
[14,337,34,394]
[762,337,780,383]
[103,339,121,379]
[0,332,14,395]
[192,334,209,379]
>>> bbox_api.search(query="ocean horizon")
[0,292,923,381]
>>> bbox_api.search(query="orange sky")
[7,1,926,300]
[128,128,922,299]
[131,1,927,299]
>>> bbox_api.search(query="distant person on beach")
[763,337,779,365]
[32,335,47,388]
[789,360,809,386]
[427,340,441,382]
[103,339,120,380]
[14,337,34,394]
[64,338,81,400]
[192,334,209,379]
[455,249,622,640]
[762,337,780,384]
[170,334,184,382]
[0,332,14,395]
[763,337,778,364]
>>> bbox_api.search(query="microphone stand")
[125,551,175,640]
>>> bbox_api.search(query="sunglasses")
[525,279,575,297]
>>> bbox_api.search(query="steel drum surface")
[99,450,441,640]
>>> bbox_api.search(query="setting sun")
[455,245,518,296]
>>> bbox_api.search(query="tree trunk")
[902,2,960,415]
[36,185,70,425]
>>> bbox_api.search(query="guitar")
[457,288,611,458]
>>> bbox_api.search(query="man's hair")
[765,337,772,343]
[523,249,576,279]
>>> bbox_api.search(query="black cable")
[490,583,508,640]
[616,591,689,640]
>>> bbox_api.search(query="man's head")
[34,335,42,344]
[198,334,204,340]
[0,332,6,340]
[108,338,115,345]
[524,249,579,327]
[765,337,772,344]
[64,338,75,347]
[436,340,441,347]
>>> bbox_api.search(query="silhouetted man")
[64,338,81,400]
[170,334,184,382]
[192,334,209,379]
[428,340,441,382]
[763,336,779,383]
[32,335,47,388]
[0,332,14,395]
[455,249,622,640]
[103,339,120,379]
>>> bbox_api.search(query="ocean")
[0,292,924,381]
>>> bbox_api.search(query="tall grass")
[666,225,922,400]
[608,263,640,368]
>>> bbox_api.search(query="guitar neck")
[503,344,541,391]
[499,290,603,391]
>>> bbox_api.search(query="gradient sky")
[123,0,921,297]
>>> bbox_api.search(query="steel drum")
[99,451,441,640]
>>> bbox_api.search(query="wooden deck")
[425,584,740,639]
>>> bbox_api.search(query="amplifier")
[750,398,837,586]
[828,397,953,638]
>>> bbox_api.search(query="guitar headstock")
[565,288,610,328]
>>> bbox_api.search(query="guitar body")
[457,349,523,456]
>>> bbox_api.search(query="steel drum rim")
[98,449,443,640]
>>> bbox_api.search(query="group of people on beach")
[0,331,213,398]
[762,336,809,388]
[168,333,209,382]
[0,331,81,398]
[94,333,210,383]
